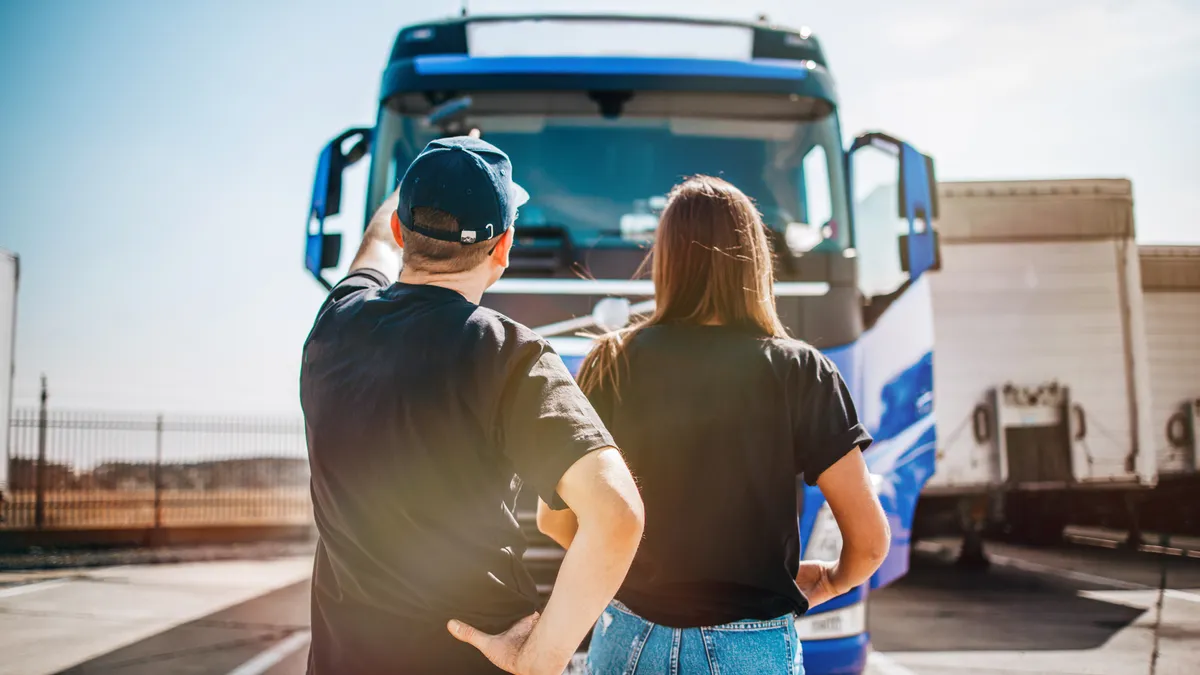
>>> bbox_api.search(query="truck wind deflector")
[487,279,829,296]
[425,95,474,136]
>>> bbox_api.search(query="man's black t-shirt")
[300,270,614,674]
[587,323,872,628]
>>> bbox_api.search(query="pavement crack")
[71,628,306,671]
[1147,533,1171,675]
[0,605,305,633]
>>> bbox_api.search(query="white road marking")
[0,578,72,598]
[1079,589,1167,610]
[0,557,313,675]
[1165,589,1200,604]
[225,630,312,675]
[985,553,1147,590]
[867,650,921,675]
[989,552,1200,604]
[917,540,1200,604]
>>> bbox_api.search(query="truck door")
[847,132,939,326]
[845,132,940,589]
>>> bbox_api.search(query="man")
[300,134,644,674]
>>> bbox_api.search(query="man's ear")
[491,227,515,268]
[390,211,404,248]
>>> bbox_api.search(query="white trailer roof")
[1140,245,1200,291]
[935,179,1134,243]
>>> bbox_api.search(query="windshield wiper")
[425,95,474,135]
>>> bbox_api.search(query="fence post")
[153,413,164,529]
[34,375,47,530]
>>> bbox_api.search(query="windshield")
[368,96,849,251]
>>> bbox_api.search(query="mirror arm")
[344,136,370,167]
[848,131,904,156]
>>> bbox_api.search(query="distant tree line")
[6,457,310,491]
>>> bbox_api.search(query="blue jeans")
[586,600,804,675]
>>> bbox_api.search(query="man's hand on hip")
[446,447,643,675]
[447,613,539,674]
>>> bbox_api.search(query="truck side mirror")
[899,231,941,273]
[848,132,940,279]
[317,233,343,270]
[896,142,940,274]
[306,127,373,289]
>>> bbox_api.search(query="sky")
[0,0,1197,414]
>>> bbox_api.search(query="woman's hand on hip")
[795,560,839,608]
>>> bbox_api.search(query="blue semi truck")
[304,13,941,674]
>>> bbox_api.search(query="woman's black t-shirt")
[586,323,873,628]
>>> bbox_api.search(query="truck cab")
[305,14,941,675]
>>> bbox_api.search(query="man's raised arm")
[347,189,402,281]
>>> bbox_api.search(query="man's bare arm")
[449,447,643,674]
[536,498,578,550]
[347,188,402,281]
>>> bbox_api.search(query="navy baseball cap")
[396,136,529,245]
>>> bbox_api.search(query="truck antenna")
[461,0,468,17]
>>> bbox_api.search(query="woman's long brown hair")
[576,175,788,398]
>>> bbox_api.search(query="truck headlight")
[794,601,866,641]
[803,474,884,561]
[784,222,824,255]
[592,297,632,331]
[804,502,842,561]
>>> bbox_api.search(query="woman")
[537,176,891,674]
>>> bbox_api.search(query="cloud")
[887,15,965,50]
[840,0,1199,155]
[879,0,1200,100]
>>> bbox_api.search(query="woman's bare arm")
[795,449,890,606]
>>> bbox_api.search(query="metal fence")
[2,408,311,530]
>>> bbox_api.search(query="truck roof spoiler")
[488,278,829,296]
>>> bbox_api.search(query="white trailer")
[0,249,16,500]
[917,179,1198,543]
[1139,246,1200,477]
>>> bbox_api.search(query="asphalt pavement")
[2,539,1197,675]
